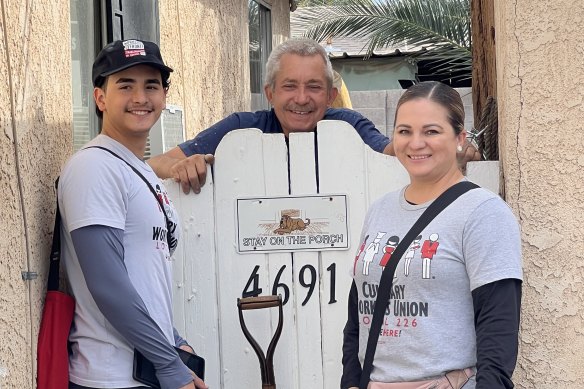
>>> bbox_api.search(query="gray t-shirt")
[352,185,522,385]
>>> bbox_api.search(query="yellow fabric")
[331,71,352,109]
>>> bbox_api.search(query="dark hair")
[394,81,465,135]
[94,70,171,118]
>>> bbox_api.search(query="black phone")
[133,346,205,388]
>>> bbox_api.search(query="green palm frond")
[297,0,471,80]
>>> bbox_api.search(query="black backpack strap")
[84,146,173,249]
[47,178,61,291]
[359,181,479,389]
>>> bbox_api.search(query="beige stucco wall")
[0,0,73,387]
[495,0,584,387]
[159,0,290,139]
[159,0,249,140]
[269,0,292,46]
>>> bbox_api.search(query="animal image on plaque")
[273,209,311,235]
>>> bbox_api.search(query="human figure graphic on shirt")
[421,233,440,279]
[353,234,369,276]
[154,184,165,211]
[379,235,400,269]
[362,232,385,276]
[404,235,422,277]
[156,184,170,205]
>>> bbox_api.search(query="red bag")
[37,182,75,389]
[37,291,74,389]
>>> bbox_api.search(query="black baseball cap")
[92,39,173,86]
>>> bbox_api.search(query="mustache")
[285,104,314,112]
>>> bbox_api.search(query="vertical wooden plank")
[169,181,186,332]
[262,134,299,389]
[213,129,289,389]
[317,121,369,389]
[288,132,323,389]
[167,174,220,389]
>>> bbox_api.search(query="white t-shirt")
[58,135,180,387]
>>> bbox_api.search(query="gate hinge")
[21,271,38,281]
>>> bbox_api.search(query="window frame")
[249,0,272,111]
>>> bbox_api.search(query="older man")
[148,38,477,193]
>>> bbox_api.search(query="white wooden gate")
[168,120,498,389]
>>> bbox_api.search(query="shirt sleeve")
[341,280,362,389]
[70,225,193,389]
[473,278,522,389]
[59,151,130,232]
[173,327,189,349]
[463,197,523,291]
[335,109,391,153]
[178,113,242,156]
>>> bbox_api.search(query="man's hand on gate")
[170,154,215,195]
[457,140,481,169]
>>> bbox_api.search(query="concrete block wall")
[349,88,475,139]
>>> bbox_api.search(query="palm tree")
[297,0,354,5]
[296,0,471,82]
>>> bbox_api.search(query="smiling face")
[393,98,466,185]
[94,64,167,142]
[264,53,337,136]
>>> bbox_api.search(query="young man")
[148,38,479,195]
[58,39,206,389]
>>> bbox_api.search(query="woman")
[342,81,522,389]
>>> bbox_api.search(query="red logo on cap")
[125,49,146,57]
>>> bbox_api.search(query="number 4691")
[242,263,338,306]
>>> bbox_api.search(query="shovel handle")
[237,295,284,388]
[238,295,281,310]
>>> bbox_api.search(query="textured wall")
[0,0,73,387]
[159,0,250,140]
[495,1,584,387]
[270,0,291,46]
[159,0,290,139]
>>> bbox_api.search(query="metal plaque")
[236,194,349,253]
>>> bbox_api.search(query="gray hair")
[264,38,334,90]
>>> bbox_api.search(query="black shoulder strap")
[47,178,62,291]
[359,181,479,389]
[85,146,173,249]
[86,146,170,222]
